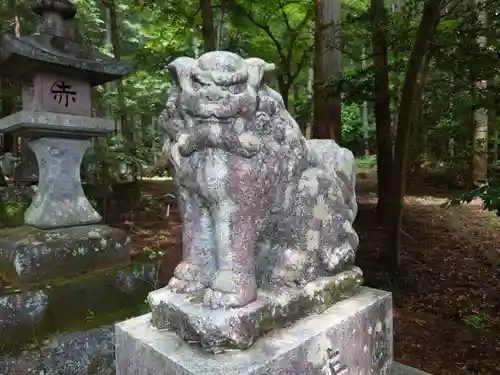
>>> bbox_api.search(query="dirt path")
[355,192,500,375]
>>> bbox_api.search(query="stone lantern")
[0,0,135,285]
[0,0,134,229]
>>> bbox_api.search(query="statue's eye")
[228,84,244,94]
[192,81,202,91]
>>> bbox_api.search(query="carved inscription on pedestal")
[321,349,348,375]
[50,81,77,107]
[22,73,92,116]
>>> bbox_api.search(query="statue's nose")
[205,84,224,101]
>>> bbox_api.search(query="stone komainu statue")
[160,51,359,309]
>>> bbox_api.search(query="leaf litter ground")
[356,172,500,375]
[121,177,500,375]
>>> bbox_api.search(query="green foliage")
[356,155,377,170]
[463,314,488,330]
[445,181,500,216]
[0,0,499,189]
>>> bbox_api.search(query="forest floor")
[118,171,500,375]
[355,171,500,375]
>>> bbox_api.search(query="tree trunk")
[105,0,136,181]
[215,0,227,50]
[386,0,443,284]
[361,47,370,157]
[471,2,488,185]
[312,0,342,141]
[371,0,393,221]
[278,77,290,109]
[105,0,128,138]
[407,53,432,186]
[200,0,216,52]
[486,9,497,163]
[489,110,498,162]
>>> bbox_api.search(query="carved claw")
[202,288,254,309]
[166,261,210,293]
[271,248,310,286]
[202,269,257,309]
[166,276,205,293]
[320,244,355,273]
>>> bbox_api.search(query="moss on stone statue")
[254,267,363,341]
[149,267,364,353]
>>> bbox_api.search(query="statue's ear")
[167,57,196,85]
[245,58,275,88]
[167,57,196,93]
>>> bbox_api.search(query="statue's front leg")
[202,200,260,309]
[167,187,216,293]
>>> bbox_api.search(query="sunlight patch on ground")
[405,196,446,206]
[140,176,173,181]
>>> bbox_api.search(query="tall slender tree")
[313,0,342,141]
[387,0,444,282]
[200,0,216,51]
[371,0,392,220]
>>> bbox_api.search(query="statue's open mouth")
[195,117,233,127]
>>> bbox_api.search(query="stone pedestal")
[25,137,100,229]
[116,287,393,375]
[149,267,363,352]
[0,224,130,285]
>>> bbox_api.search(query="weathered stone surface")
[0,152,21,178]
[0,110,114,138]
[0,351,41,375]
[0,0,134,88]
[0,290,49,353]
[149,266,363,352]
[389,363,433,375]
[0,263,156,354]
[12,142,39,185]
[160,51,359,312]
[0,224,130,285]
[41,326,116,375]
[0,326,117,375]
[23,73,92,117]
[0,34,135,86]
[117,287,392,375]
[0,186,33,203]
[25,137,102,229]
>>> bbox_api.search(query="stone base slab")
[0,263,156,354]
[149,267,363,352]
[116,287,393,375]
[0,325,116,375]
[389,363,433,375]
[0,224,130,285]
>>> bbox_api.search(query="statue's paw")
[271,248,309,286]
[177,133,196,156]
[178,142,196,157]
[166,277,205,293]
[202,269,257,309]
[166,261,210,293]
[321,245,355,273]
[202,288,254,309]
